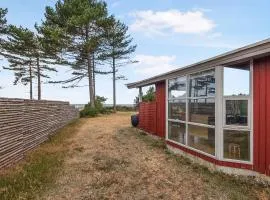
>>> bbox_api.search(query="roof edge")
[127,38,270,89]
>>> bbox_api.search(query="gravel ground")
[41,112,270,200]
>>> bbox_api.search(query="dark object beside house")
[131,114,139,127]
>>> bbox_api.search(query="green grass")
[0,119,82,200]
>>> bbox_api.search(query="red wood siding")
[155,81,166,138]
[138,81,166,138]
[253,56,270,176]
[139,102,157,134]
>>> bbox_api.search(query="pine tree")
[35,24,60,100]
[0,8,8,89]
[2,25,57,99]
[101,16,137,111]
[2,26,37,99]
[0,8,7,39]
[41,0,109,108]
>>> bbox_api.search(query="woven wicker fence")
[0,98,79,169]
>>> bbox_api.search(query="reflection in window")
[189,98,215,125]
[224,129,250,161]
[189,70,215,97]
[188,124,215,155]
[168,121,186,144]
[168,99,186,121]
[168,76,186,98]
[224,65,250,96]
[226,100,248,126]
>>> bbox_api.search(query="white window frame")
[167,75,188,145]
[166,68,217,158]
[220,60,253,164]
[187,69,216,156]
[165,60,253,165]
[168,76,187,100]
[223,97,251,129]
[168,99,187,122]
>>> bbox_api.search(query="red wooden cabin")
[127,39,270,178]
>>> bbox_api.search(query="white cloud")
[133,54,177,76]
[130,9,215,35]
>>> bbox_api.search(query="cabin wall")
[253,55,270,176]
[137,55,270,177]
[155,81,166,138]
[138,81,166,138]
[138,102,157,134]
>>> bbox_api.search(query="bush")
[95,96,107,111]
[80,106,98,118]
[80,96,111,118]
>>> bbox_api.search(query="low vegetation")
[0,119,83,200]
[80,96,135,118]
[106,105,135,112]
[80,96,112,117]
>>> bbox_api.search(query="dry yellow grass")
[1,112,270,199]
[41,112,269,200]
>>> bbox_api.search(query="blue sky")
[0,0,269,104]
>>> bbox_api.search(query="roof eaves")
[127,38,270,89]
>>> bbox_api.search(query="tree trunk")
[113,57,116,112]
[92,53,95,98]
[37,56,41,100]
[29,64,33,100]
[87,52,95,108]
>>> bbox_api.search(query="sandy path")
[41,113,268,200]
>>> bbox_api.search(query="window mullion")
[185,75,189,145]
[215,66,223,159]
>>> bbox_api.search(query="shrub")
[80,96,109,118]
[95,96,107,111]
[80,106,98,118]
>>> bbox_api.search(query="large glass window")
[167,63,252,162]
[168,99,186,121]
[224,65,250,96]
[189,98,215,125]
[188,124,215,155]
[168,121,186,144]
[225,100,248,126]
[187,69,215,155]
[223,64,251,161]
[167,69,216,157]
[168,77,187,99]
[223,129,250,161]
[168,76,187,146]
[189,70,215,97]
